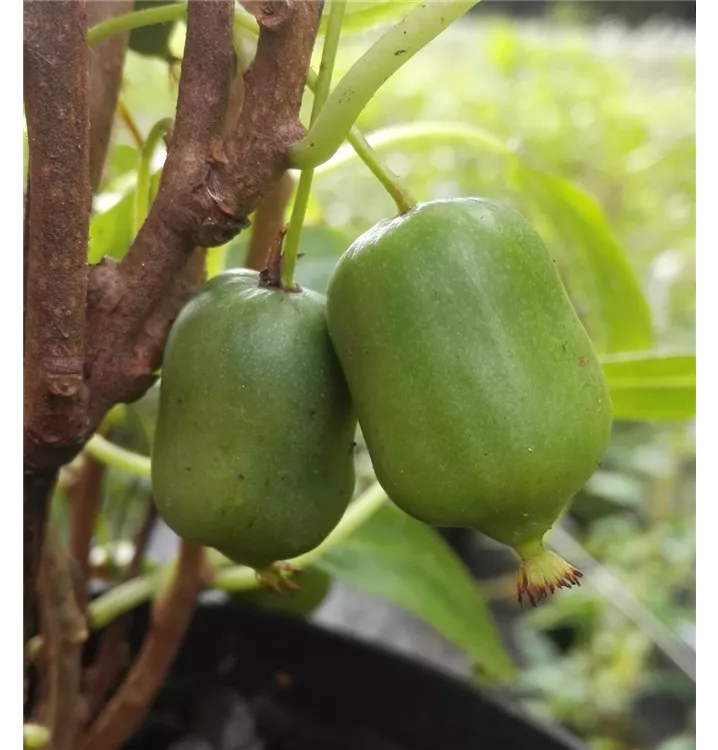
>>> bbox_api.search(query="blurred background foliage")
[40,3,696,750]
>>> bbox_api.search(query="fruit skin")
[325,198,612,558]
[235,567,332,618]
[151,269,357,570]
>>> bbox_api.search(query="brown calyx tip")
[255,561,302,593]
[516,549,583,607]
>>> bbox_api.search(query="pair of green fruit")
[152,198,612,605]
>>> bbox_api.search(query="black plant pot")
[120,598,588,750]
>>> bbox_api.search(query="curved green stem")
[84,435,152,479]
[346,128,415,213]
[88,574,158,631]
[88,482,388,628]
[134,117,173,236]
[304,67,416,213]
[87,2,187,46]
[87,2,259,47]
[288,1,478,169]
[280,0,346,289]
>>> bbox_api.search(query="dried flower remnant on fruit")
[516,549,583,607]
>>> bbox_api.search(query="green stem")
[347,128,415,213]
[134,117,173,236]
[280,169,316,289]
[88,574,158,631]
[87,2,259,47]
[280,0,346,289]
[304,67,416,213]
[84,435,152,479]
[287,1,478,169]
[88,482,388,628]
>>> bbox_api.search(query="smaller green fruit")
[151,269,356,570]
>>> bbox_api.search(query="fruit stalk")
[343,126,416,214]
[281,0,346,289]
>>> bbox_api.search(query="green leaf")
[600,350,695,421]
[319,2,419,36]
[315,502,516,683]
[515,165,654,354]
[88,170,162,263]
[103,144,141,188]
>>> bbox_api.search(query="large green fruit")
[326,198,612,605]
[152,270,357,570]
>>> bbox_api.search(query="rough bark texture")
[23,0,91,643]
[246,171,295,270]
[83,0,321,431]
[38,521,88,750]
[23,1,323,732]
[67,456,105,583]
[87,0,133,192]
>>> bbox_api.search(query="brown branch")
[24,0,321,510]
[82,500,159,724]
[37,520,88,750]
[246,171,294,270]
[84,0,236,422]
[78,541,206,750]
[24,0,90,469]
[84,0,322,429]
[67,455,105,584]
[87,0,133,192]
[117,99,145,150]
[23,0,91,671]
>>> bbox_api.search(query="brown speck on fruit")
[184,466,192,472]
[237,473,245,480]
[394,49,406,56]
[579,355,589,366]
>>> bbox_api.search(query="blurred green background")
[47,3,695,750]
